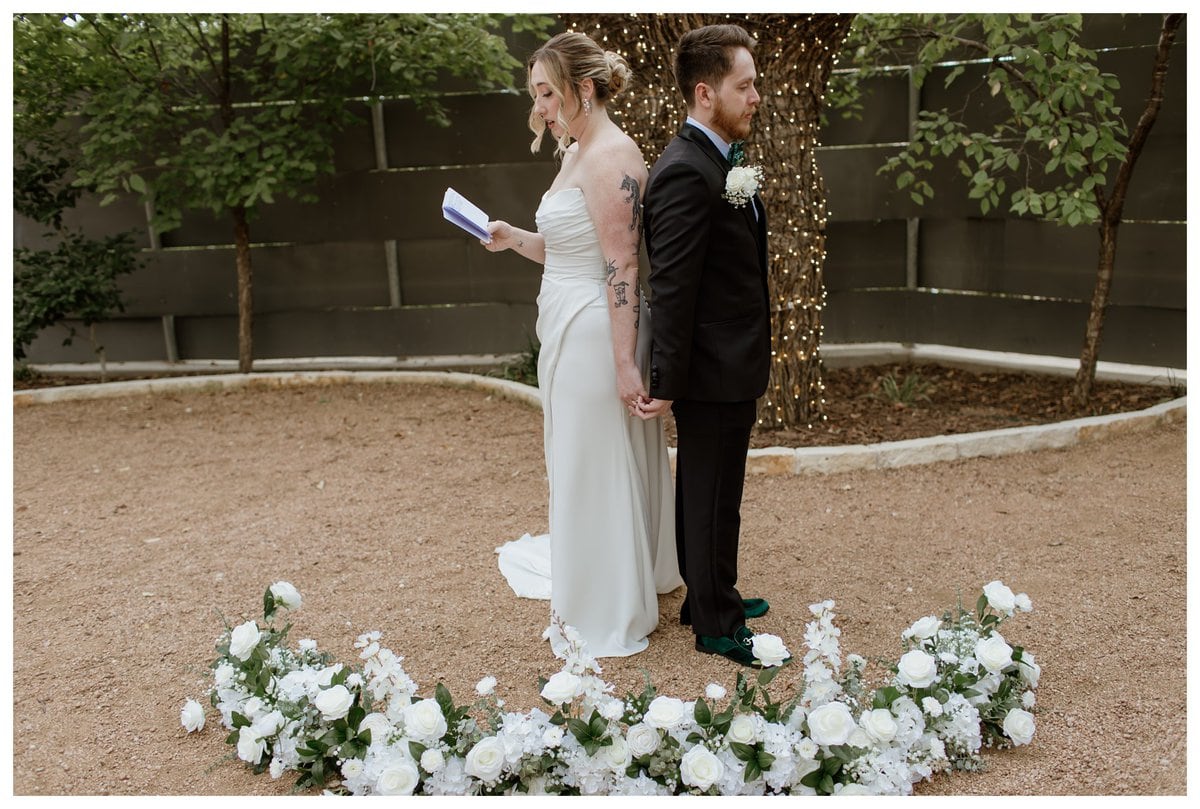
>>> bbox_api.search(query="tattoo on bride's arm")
[611,280,630,308]
[605,259,617,285]
[620,174,641,232]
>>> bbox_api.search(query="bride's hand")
[482,220,514,252]
[616,363,648,416]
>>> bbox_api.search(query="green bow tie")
[727,141,745,167]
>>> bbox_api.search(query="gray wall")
[17,14,1186,367]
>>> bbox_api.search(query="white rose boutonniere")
[723,165,764,208]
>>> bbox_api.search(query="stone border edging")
[12,366,1185,477]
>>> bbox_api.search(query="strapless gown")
[496,187,682,657]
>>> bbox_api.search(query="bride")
[483,31,682,657]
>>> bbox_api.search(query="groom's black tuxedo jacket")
[643,124,771,403]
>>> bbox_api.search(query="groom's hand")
[635,397,672,420]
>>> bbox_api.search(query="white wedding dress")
[496,187,682,657]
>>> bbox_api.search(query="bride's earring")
[584,98,592,116]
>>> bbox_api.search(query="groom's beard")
[712,95,752,143]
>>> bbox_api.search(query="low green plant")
[874,371,934,406]
[499,336,540,388]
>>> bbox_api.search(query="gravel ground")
[10,380,1187,795]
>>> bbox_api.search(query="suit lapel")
[678,124,729,173]
[679,125,763,239]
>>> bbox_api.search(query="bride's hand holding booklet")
[442,187,492,243]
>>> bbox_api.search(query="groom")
[637,24,774,666]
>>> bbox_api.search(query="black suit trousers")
[673,398,757,638]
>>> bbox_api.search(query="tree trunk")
[1070,13,1182,407]
[233,204,254,374]
[218,14,253,374]
[566,13,854,430]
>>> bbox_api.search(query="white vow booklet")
[442,187,492,243]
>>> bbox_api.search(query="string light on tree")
[567,13,852,429]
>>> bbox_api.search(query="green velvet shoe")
[681,598,770,626]
[742,597,769,619]
[695,625,761,667]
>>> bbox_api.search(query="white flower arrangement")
[723,165,764,208]
[183,580,1039,795]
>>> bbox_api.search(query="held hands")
[634,396,672,420]
[617,362,671,420]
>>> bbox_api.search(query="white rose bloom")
[214,663,236,688]
[316,664,343,687]
[1002,708,1036,746]
[806,702,857,746]
[475,676,498,696]
[180,699,206,733]
[376,759,420,795]
[905,615,942,641]
[847,727,872,749]
[1019,653,1042,688]
[252,709,285,737]
[751,633,790,667]
[1022,690,1037,709]
[358,712,393,744]
[679,744,725,791]
[921,697,944,718]
[982,580,1017,614]
[796,737,819,760]
[540,671,583,705]
[975,634,1014,674]
[341,758,365,780]
[543,726,564,748]
[313,684,354,721]
[644,696,687,730]
[236,727,267,764]
[727,714,758,745]
[1014,592,1033,612]
[420,748,446,774]
[602,735,632,771]
[464,736,506,783]
[705,683,727,701]
[228,621,262,661]
[268,580,302,610]
[626,723,661,757]
[241,696,264,719]
[403,699,448,742]
[298,638,318,653]
[860,708,898,744]
[897,649,939,689]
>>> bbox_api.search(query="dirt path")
[11,381,1186,795]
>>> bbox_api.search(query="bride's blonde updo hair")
[526,31,633,157]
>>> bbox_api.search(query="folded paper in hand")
[442,187,492,243]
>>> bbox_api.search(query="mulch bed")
[15,361,1180,450]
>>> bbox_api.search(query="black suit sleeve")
[645,161,714,401]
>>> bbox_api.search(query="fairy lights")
[566,13,853,430]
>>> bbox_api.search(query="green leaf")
[873,686,901,709]
[128,173,146,194]
[757,667,781,687]
[567,717,590,744]
[409,740,427,761]
[729,741,756,762]
[435,682,454,716]
[694,697,712,727]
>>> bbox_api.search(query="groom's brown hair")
[673,24,757,107]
